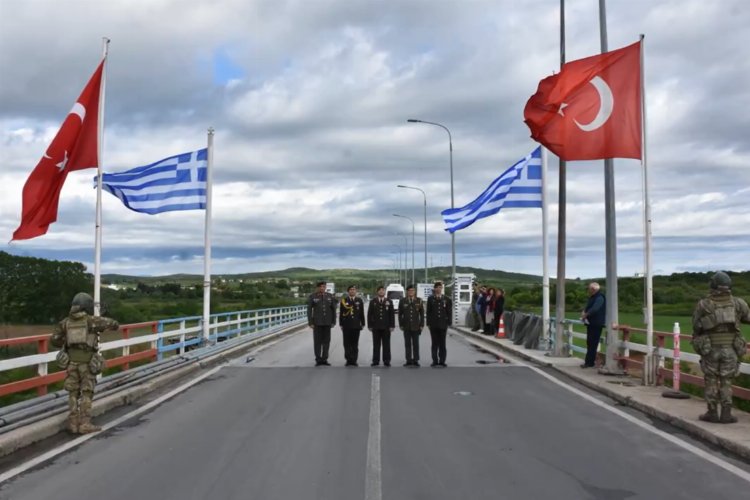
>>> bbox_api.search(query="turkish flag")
[524,41,642,161]
[12,61,104,241]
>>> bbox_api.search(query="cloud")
[1,0,749,281]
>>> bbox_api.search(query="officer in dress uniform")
[339,285,365,366]
[367,286,395,367]
[307,281,336,366]
[398,284,424,367]
[426,281,452,367]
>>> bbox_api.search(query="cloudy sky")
[1,0,749,279]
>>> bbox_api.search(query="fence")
[0,305,307,401]
[505,312,750,402]
[616,324,750,401]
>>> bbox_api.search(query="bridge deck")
[1,328,748,499]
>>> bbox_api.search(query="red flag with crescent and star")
[12,61,104,241]
[524,41,642,161]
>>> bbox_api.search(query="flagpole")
[93,37,110,317]
[203,128,215,342]
[640,34,655,384]
[553,0,567,357]
[598,0,622,375]
[541,147,550,348]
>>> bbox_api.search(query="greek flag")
[98,149,207,214]
[441,146,542,233]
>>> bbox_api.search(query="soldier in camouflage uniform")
[691,272,750,424]
[51,292,119,434]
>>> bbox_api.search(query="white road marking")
[0,365,223,485]
[459,335,750,484]
[365,373,382,500]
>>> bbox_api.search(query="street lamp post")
[390,244,402,285]
[393,214,415,286]
[397,184,427,283]
[407,119,455,285]
[396,233,408,287]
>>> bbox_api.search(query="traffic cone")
[496,315,506,339]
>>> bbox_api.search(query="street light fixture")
[393,214,415,286]
[407,119,455,285]
[397,184,428,283]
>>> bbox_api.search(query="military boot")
[77,394,101,434]
[719,405,738,424]
[77,418,101,434]
[699,404,720,423]
[66,395,79,434]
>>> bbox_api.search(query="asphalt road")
[1,327,748,499]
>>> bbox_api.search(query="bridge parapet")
[0,305,306,402]
[616,324,750,400]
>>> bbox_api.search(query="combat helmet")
[709,271,731,290]
[71,292,94,315]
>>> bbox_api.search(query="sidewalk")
[453,326,750,461]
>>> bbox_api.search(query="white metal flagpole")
[94,37,110,317]
[640,34,655,384]
[541,146,550,348]
[203,128,215,341]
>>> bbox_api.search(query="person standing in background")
[483,287,496,335]
[580,282,606,369]
[427,281,452,367]
[368,286,395,367]
[339,285,365,366]
[307,281,336,366]
[492,288,505,336]
[399,284,425,367]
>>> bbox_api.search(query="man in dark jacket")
[307,281,336,366]
[339,285,365,366]
[367,286,395,367]
[398,284,424,367]
[426,281,452,367]
[580,282,606,368]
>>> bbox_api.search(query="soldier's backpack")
[65,316,94,348]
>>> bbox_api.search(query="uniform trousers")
[429,327,447,364]
[313,325,331,363]
[403,330,421,363]
[342,328,361,364]
[372,329,391,364]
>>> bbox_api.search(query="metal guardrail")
[616,324,750,400]
[0,305,307,400]
[543,317,606,359]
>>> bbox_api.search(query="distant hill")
[102,265,542,289]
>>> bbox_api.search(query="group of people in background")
[470,284,505,336]
[307,281,453,368]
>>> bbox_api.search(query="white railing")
[0,305,307,399]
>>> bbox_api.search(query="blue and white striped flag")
[98,149,208,215]
[441,146,542,233]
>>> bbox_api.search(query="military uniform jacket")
[51,310,119,363]
[367,297,395,330]
[398,297,424,331]
[426,295,452,329]
[692,291,750,343]
[307,292,336,326]
[339,296,366,330]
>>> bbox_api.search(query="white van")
[385,283,405,310]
